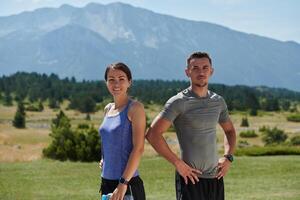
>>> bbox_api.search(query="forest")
[1,72,299,113]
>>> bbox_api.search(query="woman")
[99,62,146,200]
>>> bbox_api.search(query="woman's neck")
[113,95,129,109]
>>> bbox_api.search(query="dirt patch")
[0,143,48,162]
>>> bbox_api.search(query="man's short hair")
[187,52,212,67]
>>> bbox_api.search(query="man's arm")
[216,120,236,179]
[221,120,236,155]
[146,116,201,184]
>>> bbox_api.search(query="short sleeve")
[218,97,230,123]
[159,95,184,122]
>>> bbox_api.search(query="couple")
[99,52,236,200]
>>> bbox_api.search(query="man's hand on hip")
[216,157,231,179]
[174,159,202,184]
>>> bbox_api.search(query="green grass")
[1,156,300,200]
[235,146,300,156]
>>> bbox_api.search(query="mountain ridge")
[0,2,299,91]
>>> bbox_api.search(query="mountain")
[0,2,300,91]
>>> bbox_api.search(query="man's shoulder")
[168,89,190,101]
[209,90,225,101]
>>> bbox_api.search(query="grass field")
[1,104,300,162]
[0,156,300,200]
[1,104,300,199]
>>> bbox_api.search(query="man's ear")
[210,67,214,76]
[185,68,190,77]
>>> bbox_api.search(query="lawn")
[1,104,300,199]
[1,156,300,200]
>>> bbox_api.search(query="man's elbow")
[145,127,152,141]
[146,127,157,144]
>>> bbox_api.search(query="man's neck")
[191,85,209,98]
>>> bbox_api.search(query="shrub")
[259,125,269,132]
[240,117,249,127]
[235,146,300,156]
[43,112,101,162]
[249,108,257,116]
[78,123,90,129]
[26,104,40,112]
[146,114,152,128]
[287,113,300,122]
[261,127,288,145]
[240,130,258,138]
[290,135,300,146]
[238,140,250,148]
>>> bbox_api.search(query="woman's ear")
[128,80,132,88]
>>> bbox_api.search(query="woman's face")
[106,68,131,97]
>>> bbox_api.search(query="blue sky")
[1,0,299,43]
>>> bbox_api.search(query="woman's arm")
[110,101,146,200]
[122,101,146,180]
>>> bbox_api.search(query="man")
[146,52,236,200]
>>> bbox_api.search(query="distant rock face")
[0,2,300,91]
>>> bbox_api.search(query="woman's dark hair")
[104,62,132,81]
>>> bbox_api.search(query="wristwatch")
[224,154,234,162]
[119,177,129,185]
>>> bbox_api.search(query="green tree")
[13,101,26,128]
[280,100,291,111]
[52,110,69,129]
[260,98,280,111]
[49,98,60,109]
[3,91,13,106]
[240,117,249,127]
[38,100,44,111]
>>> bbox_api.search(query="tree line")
[1,72,300,112]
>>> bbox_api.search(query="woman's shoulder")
[129,99,144,111]
[103,103,114,115]
[127,99,145,120]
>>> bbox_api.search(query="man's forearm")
[146,129,180,166]
[224,130,236,155]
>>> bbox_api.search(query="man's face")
[185,57,214,88]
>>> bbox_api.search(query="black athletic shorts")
[100,176,146,200]
[175,172,224,200]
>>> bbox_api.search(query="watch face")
[225,154,233,162]
[119,177,128,185]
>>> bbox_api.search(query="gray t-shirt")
[160,87,230,178]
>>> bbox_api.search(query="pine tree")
[52,110,69,129]
[4,92,13,106]
[240,117,249,127]
[13,101,26,128]
[38,100,44,111]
